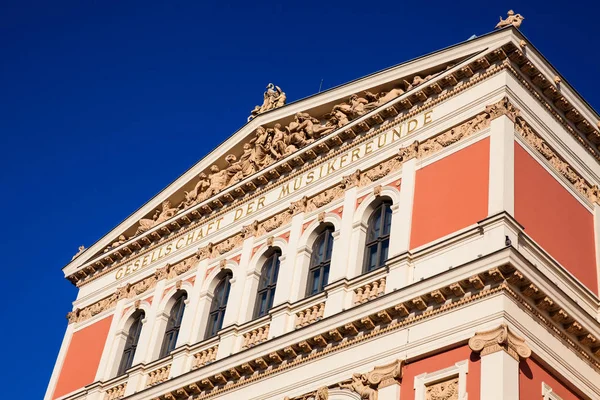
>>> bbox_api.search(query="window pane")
[310,268,321,295]
[324,230,334,260]
[322,264,330,289]
[379,238,390,267]
[365,244,378,272]
[382,204,392,235]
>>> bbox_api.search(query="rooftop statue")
[495,10,524,29]
[72,245,86,260]
[248,83,287,121]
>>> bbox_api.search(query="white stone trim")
[413,360,468,400]
[542,382,563,400]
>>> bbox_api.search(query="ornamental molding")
[142,262,600,400]
[284,359,402,400]
[70,48,510,285]
[468,323,532,361]
[515,117,600,204]
[71,39,600,288]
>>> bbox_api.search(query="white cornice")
[64,29,517,276]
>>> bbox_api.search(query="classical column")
[468,324,531,400]
[95,295,127,381]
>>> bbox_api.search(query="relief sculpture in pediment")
[123,72,439,244]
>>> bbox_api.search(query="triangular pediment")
[65,27,600,284]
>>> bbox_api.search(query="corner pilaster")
[469,324,531,400]
[488,114,515,216]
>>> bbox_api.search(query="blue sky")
[0,1,598,397]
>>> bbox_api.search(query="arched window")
[205,273,232,339]
[117,311,144,376]
[307,226,334,296]
[159,292,187,358]
[254,249,281,318]
[363,201,392,273]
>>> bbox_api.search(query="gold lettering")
[279,184,291,199]
[407,119,418,133]
[377,133,387,148]
[164,243,173,255]
[424,111,433,125]
[142,255,150,267]
[125,264,132,276]
[319,165,325,178]
[215,217,224,230]
[392,126,402,140]
[351,148,361,162]
[326,160,337,175]
[306,171,315,184]
[115,268,124,280]
[132,260,142,272]
[339,154,348,168]
[185,232,194,246]
[150,249,159,263]
[206,221,215,234]
[365,142,373,155]
[246,202,255,215]
[293,176,303,190]
[234,207,244,221]
[257,197,265,210]
[175,237,185,249]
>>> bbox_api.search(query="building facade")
[47,20,600,400]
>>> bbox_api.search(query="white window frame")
[542,382,563,400]
[414,359,468,400]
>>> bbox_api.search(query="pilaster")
[233,234,257,324]
[277,211,306,304]
[488,115,515,216]
[391,157,416,257]
[136,277,168,363]
[188,259,210,343]
[594,204,600,299]
[332,185,358,280]
[469,324,531,400]
[95,299,126,381]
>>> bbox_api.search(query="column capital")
[468,323,531,361]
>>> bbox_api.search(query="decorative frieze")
[72,48,515,287]
[192,346,218,370]
[515,117,599,204]
[468,323,532,361]
[145,259,600,400]
[147,364,171,387]
[242,324,270,349]
[104,383,126,400]
[295,303,325,328]
[353,277,386,305]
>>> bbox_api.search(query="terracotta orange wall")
[514,143,598,294]
[519,358,581,400]
[400,345,481,400]
[53,316,113,399]
[410,138,490,249]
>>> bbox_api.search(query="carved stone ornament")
[426,377,459,400]
[468,323,532,361]
[72,245,86,260]
[338,359,402,400]
[495,10,524,29]
[248,83,287,121]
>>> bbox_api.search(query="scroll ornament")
[468,323,532,361]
